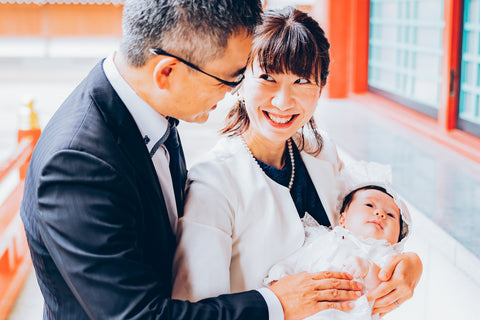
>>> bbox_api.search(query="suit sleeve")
[37,149,268,320]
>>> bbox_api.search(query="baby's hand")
[344,257,382,293]
[343,256,370,280]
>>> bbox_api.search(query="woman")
[173,7,421,317]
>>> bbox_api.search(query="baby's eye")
[294,78,310,84]
[260,74,274,81]
[387,213,395,218]
[365,203,373,208]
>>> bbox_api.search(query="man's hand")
[269,271,363,320]
[366,252,422,317]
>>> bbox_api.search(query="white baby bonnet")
[337,161,412,251]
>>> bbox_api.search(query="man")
[20,1,362,319]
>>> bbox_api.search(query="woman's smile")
[263,110,298,127]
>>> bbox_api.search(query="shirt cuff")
[256,288,284,320]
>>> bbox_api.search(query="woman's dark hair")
[340,185,404,242]
[221,6,330,156]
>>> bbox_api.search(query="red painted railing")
[0,100,41,319]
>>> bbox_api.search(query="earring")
[236,91,245,105]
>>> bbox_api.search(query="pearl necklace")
[240,136,295,191]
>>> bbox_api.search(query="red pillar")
[350,0,370,94]
[312,0,370,98]
[439,0,462,131]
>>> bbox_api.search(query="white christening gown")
[265,214,402,320]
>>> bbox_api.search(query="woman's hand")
[269,271,363,320]
[366,252,423,317]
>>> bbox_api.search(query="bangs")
[252,18,323,85]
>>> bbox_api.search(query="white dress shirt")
[102,53,282,319]
[103,54,178,234]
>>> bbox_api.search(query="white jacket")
[172,134,344,301]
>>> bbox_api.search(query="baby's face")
[339,189,401,245]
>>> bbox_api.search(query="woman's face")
[241,61,321,144]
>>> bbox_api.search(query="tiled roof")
[0,0,124,4]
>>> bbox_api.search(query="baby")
[265,178,411,320]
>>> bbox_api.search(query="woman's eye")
[260,74,274,81]
[295,78,310,84]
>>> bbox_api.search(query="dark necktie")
[150,117,187,218]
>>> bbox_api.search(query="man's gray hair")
[120,0,262,67]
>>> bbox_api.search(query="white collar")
[102,53,169,152]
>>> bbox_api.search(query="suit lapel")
[86,62,175,235]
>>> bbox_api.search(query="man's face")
[170,32,253,123]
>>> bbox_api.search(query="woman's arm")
[172,177,235,302]
[366,252,423,317]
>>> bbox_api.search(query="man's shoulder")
[32,63,135,175]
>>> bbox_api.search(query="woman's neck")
[242,131,287,169]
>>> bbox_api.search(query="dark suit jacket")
[20,61,268,320]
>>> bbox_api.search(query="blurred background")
[0,0,479,319]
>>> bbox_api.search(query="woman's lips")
[263,111,298,127]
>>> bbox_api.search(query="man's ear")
[338,213,346,227]
[153,57,178,90]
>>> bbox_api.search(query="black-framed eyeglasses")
[149,48,245,88]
